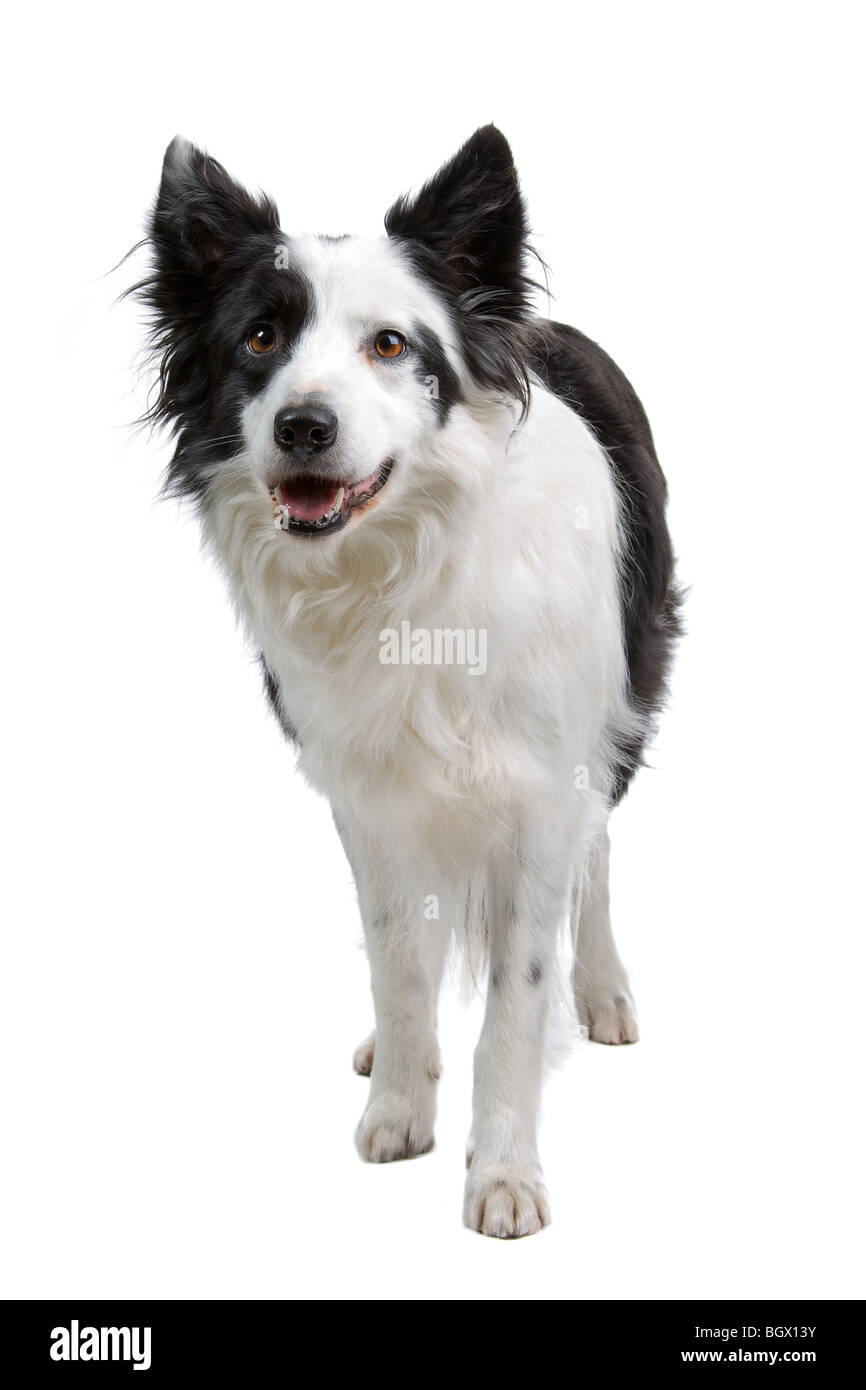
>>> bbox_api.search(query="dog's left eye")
[374,331,406,359]
[247,325,277,354]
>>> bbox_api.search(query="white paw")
[463,1162,551,1238]
[355,1090,435,1163]
[353,1030,376,1076]
[576,985,639,1044]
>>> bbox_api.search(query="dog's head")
[135,127,534,545]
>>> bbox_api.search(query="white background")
[1,1,863,1300]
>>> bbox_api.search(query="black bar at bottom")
[1,1299,859,1376]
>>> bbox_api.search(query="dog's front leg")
[336,814,449,1163]
[464,826,572,1237]
[354,894,449,1163]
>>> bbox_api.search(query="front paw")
[355,1090,435,1163]
[463,1161,551,1238]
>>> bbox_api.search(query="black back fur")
[527,321,682,800]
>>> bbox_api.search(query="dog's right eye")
[247,326,277,354]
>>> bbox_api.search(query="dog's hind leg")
[352,1029,377,1077]
[571,827,639,1044]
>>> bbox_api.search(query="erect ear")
[385,125,530,319]
[131,140,280,438]
[150,136,280,275]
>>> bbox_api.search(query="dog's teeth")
[272,486,345,532]
[321,494,344,523]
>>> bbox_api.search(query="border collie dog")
[134,126,679,1238]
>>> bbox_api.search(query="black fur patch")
[527,957,544,986]
[385,126,538,414]
[528,320,682,801]
[129,139,314,501]
[409,323,461,423]
[260,656,299,744]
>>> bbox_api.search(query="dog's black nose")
[273,406,338,455]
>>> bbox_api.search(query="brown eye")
[248,325,277,354]
[374,330,406,359]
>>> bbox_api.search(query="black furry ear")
[385,125,530,317]
[385,126,535,408]
[152,136,279,274]
[130,139,279,446]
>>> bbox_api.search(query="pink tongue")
[281,477,340,521]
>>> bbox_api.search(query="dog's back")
[529,320,681,798]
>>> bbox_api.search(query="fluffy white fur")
[201,234,642,1238]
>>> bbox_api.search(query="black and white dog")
[134,126,679,1238]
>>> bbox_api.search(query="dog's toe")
[464,1164,551,1239]
[355,1091,434,1163]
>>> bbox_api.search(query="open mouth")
[269,460,393,537]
